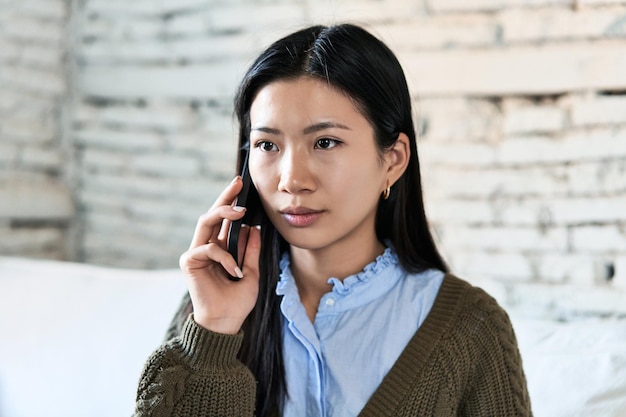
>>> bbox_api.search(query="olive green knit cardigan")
[134,274,532,416]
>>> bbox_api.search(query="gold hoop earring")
[382,182,391,200]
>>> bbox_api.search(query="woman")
[134,24,532,417]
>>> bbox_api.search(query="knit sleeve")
[460,292,533,417]
[133,314,257,417]
[163,292,193,342]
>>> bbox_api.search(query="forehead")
[249,77,368,128]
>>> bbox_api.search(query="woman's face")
[248,77,390,254]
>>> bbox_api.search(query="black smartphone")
[226,152,262,278]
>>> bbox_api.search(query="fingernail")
[234,266,244,279]
[233,206,246,212]
[231,176,240,184]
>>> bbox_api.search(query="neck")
[290,237,385,322]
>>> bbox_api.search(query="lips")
[280,207,324,227]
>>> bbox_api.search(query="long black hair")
[233,23,448,416]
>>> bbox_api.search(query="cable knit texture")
[134,275,532,416]
[134,315,256,417]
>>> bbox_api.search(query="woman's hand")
[179,176,261,335]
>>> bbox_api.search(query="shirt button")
[325,298,335,306]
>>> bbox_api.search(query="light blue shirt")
[276,247,444,417]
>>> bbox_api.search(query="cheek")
[325,166,383,211]
[333,159,384,189]
[248,160,272,201]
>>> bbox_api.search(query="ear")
[384,132,411,187]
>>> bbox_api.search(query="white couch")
[1,256,625,417]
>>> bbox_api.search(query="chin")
[278,231,331,252]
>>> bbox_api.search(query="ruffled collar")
[276,246,398,297]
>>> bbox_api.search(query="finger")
[187,177,244,249]
[209,176,243,211]
[189,205,246,250]
[181,241,242,279]
[217,217,232,243]
[241,226,261,279]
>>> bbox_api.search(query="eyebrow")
[251,121,351,135]
[303,121,351,135]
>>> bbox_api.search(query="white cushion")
[512,316,626,417]
[0,257,186,417]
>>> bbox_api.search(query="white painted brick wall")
[0,0,71,261]
[424,159,625,201]
[83,0,212,16]
[567,158,626,195]
[402,41,626,96]
[75,129,164,151]
[615,255,626,290]
[505,282,626,318]
[1,66,66,96]
[448,246,615,285]
[496,129,625,165]
[420,142,496,167]
[571,225,626,252]
[418,98,501,142]
[131,153,201,178]
[0,178,74,220]
[470,196,626,226]
[5,0,67,20]
[0,144,19,165]
[427,0,570,13]
[441,226,569,251]
[80,64,244,99]
[500,7,626,42]
[82,148,130,172]
[81,104,192,131]
[3,0,625,317]
[571,95,626,126]
[20,146,64,171]
[307,0,425,24]
[503,106,565,135]
[582,0,626,6]
[0,226,66,258]
[425,200,493,225]
[374,15,498,51]
[1,17,65,45]
[447,251,534,281]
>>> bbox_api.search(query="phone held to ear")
[226,152,262,280]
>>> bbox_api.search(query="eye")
[255,141,279,152]
[315,138,341,150]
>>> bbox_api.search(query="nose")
[277,148,316,194]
